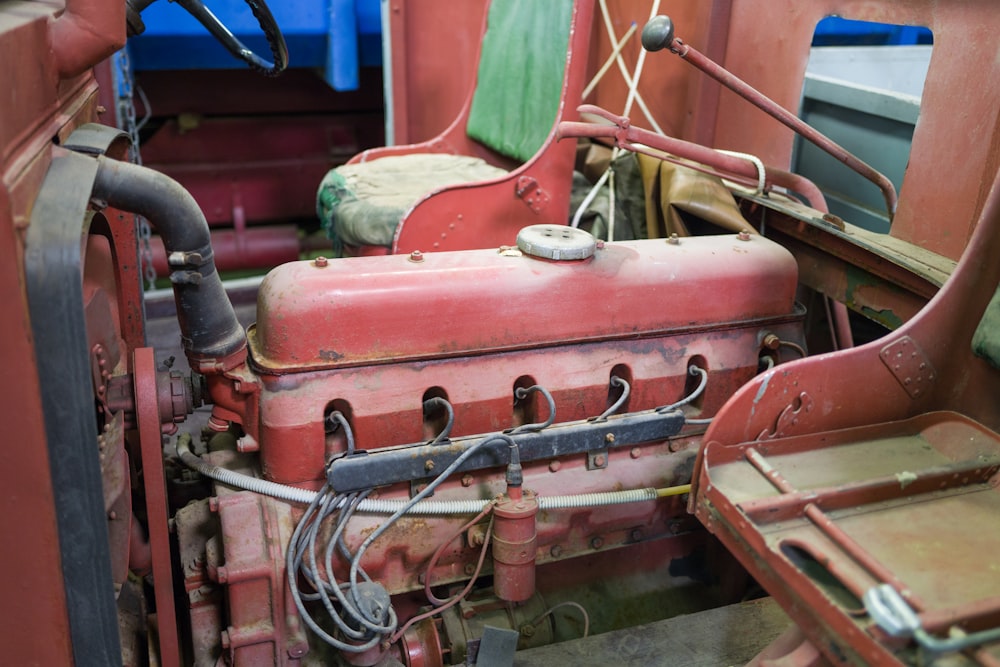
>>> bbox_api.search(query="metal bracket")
[409,477,434,499]
[880,336,936,398]
[63,122,131,158]
[515,176,550,213]
[328,409,685,493]
[587,449,609,470]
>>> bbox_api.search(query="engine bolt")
[548,460,561,473]
[630,447,641,459]
[667,233,680,245]
[314,256,329,268]
[630,528,645,542]
[605,433,615,444]
[520,624,536,638]
[738,230,751,241]
[550,545,563,558]
[762,332,781,350]
[468,526,486,547]
[409,250,425,263]
[464,563,476,575]
[461,474,474,487]
[594,454,607,467]
[590,537,604,550]
[424,460,435,472]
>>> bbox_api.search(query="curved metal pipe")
[561,111,829,210]
[92,157,247,370]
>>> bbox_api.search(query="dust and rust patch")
[859,306,904,330]
[318,349,344,362]
[845,265,907,330]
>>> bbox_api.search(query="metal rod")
[641,15,898,219]
[744,447,926,612]
[561,107,828,210]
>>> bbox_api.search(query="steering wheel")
[129,0,288,76]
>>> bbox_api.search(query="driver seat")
[316,0,594,255]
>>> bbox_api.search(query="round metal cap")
[516,224,597,261]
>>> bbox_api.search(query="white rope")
[582,23,638,100]
[596,0,665,135]
[574,0,662,232]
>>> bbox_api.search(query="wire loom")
[287,433,502,653]
[284,374,709,653]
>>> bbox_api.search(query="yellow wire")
[656,484,692,498]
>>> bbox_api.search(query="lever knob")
[641,15,675,52]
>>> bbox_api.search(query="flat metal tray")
[699,410,1000,664]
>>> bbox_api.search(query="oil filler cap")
[516,224,597,261]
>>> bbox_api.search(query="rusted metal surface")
[353,0,595,255]
[252,237,799,373]
[385,0,488,145]
[245,236,801,485]
[8,2,999,665]
[140,114,378,227]
[177,226,805,660]
[47,0,125,79]
[751,202,951,329]
[209,491,306,665]
[492,489,539,602]
[148,225,306,276]
[693,152,1000,664]
[643,16,898,219]
[709,1,1000,261]
[0,8,127,663]
[387,1,710,148]
[134,347,181,667]
[697,413,1000,664]
[560,106,828,210]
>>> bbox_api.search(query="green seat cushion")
[973,284,1000,369]
[466,0,573,162]
[317,154,508,250]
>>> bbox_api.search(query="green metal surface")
[466,0,572,162]
[972,284,1000,369]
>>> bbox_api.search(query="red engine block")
[177,232,804,665]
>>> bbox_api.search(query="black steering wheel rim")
[175,0,288,76]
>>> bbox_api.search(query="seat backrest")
[465,0,575,163]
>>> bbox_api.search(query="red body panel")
[252,237,799,371]
[246,236,801,484]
